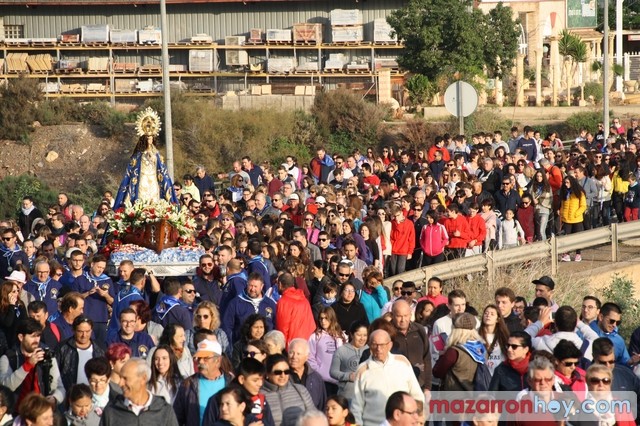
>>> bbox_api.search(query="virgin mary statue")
[113,108,178,210]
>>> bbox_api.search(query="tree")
[0,76,42,142]
[558,30,587,98]
[484,3,521,79]
[387,0,519,83]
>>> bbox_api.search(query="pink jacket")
[308,330,345,383]
[419,223,449,256]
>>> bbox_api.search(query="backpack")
[451,346,492,392]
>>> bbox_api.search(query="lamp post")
[603,0,610,133]
[160,0,174,180]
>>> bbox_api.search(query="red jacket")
[419,223,449,256]
[275,287,316,345]
[467,214,486,248]
[427,145,451,163]
[444,215,470,249]
[390,217,415,255]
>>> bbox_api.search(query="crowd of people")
[0,117,638,425]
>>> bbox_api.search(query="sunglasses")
[338,273,350,278]
[507,344,523,350]
[318,238,328,242]
[200,263,213,267]
[196,314,210,319]
[183,289,196,294]
[588,377,612,385]
[532,377,554,384]
[304,218,314,222]
[271,369,291,376]
[608,318,622,326]
[243,350,262,358]
[562,361,579,367]
[401,291,414,296]
[393,287,402,292]
[2,237,14,241]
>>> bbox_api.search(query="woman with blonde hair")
[219,212,236,236]
[185,300,230,356]
[433,312,486,391]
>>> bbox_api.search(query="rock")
[32,121,41,128]
[80,148,88,155]
[37,162,44,168]
[45,151,59,162]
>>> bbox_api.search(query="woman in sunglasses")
[185,301,230,357]
[262,354,314,426]
[552,339,586,395]
[231,314,267,369]
[584,363,635,425]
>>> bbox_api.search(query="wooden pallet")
[346,69,370,74]
[294,40,321,46]
[31,41,57,47]
[113,63,138,73]
[330,41,365,47]
[246,40,264,45]
[111,42,138,47]
[138,65,162,74]
[293,69,319,74]
[324,68,345,73]
[83,42,109,47]
[373,41,400,46]
[55,68,84,75]
[4,41,30,47]
[58,42,82,47]
[266,40,292,46]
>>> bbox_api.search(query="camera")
[40,347,53,367]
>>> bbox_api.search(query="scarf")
[241,291,264,313]
[155,295,182,320]
[32,277,51,301]
[321,295,336,306]
[21,205,35,216]
[458,340,487,363]
[84,271,110,288]
[92,386,110,409]
[508,353,531,377]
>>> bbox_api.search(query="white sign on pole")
[444,81,478,135]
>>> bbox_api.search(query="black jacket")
[488,361,526,391]
[54,337,105,391]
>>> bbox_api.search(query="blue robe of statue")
[113,149,178,210]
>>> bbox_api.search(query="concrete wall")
[220,94,315,111]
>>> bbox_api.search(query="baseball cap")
[194,339,222,358]
[66,248,82,259]
[532,275,555,290]
[289,193,300,201]
[315,196,326,204]
[5,271,26,284]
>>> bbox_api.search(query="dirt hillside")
[0,123,134,193]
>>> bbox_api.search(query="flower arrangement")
[106,199,196,241]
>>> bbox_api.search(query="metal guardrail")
[383,221,640,286]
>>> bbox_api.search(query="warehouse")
[0,0,407,100]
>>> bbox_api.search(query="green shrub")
[600,274,640,341]
[583,82,604,104]
[312,89,389,152]
[35,98,84,125]
[565,110,604,135]
[0,77,42,142]
[405,74,436,106]
[0,175,58,220]
[80,102,127,137]
[446,107,511,137]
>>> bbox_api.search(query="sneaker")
[561,254,571,262]
[574,254,582,262]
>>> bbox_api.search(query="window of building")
[4,25,24,39]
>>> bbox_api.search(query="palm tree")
[558,29,587,102]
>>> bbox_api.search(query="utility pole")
[603,0,610,133]
[160,0,174,180]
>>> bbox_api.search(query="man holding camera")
[0,318,65,411]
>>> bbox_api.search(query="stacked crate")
[81,24,109,45]
[372,18,397,44]
[6,53,29,73]
[266,29,292,45]
[330,9,363,44]
[293,23,322,45]
[189,49,217,72]
[25,54,54,73]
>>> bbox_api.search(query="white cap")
[289,193,300,201]
[315,196,326,204]
[5,271,26,284]
[194,339,222,358]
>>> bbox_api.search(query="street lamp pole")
[603,0,610,133]
[160,0,174,180]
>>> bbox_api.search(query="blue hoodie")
[221,291,277,343]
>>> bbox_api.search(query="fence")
[383,221,640,286]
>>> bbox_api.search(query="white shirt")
[125,391,154,416]
[76,345,93,385]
